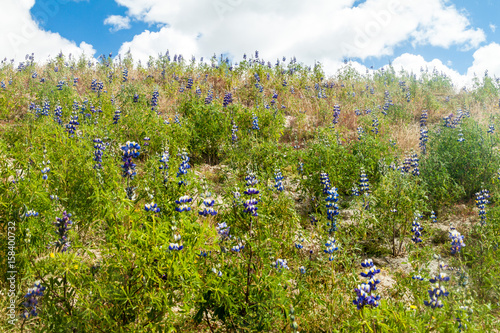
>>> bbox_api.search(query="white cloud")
[466,42,500,79]
[104,15,131,32]
[0,0,95,63]
[490,24,496,33]
[114,0,485,67]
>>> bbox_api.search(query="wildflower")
[252,113,260,130]
[122,68,128,82]
[50,195,59,201]
[325,186,339,234]
[21,281,46,319]
[353,259,381,309]
[332,104,340,128]
[231,241,245,252]
[274,169,284,192]
[53,211,73,252]
[412,275,424,281]
[449,226,465,254]
[41,166,50,180]
[151,89,159,112]
[295,234,304,250]
[112,108,121,124]
[93,138,106,169]
[424,265,449,308]
[25,210,39,217]
[159,147,170,185]
[431,211,437,223]
[324,236,339,261]
[121,141,140,180]
[176,150,191,186]
[299,266,306,274]
[272,258,289,271]
[212,267,223,277]
[411,212,423,244]
[320,172,331,194]
[175,195,192,212]
[475,190,488,225]
[371,116,379,135]
[144,202,160,213]
[231,120,238,144]
[199,197,217,217]
[488,124,495,134]
[223,92,233,107]
[357,126,364,140]
[216,222,230,239]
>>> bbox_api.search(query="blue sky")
[1,0,499,86]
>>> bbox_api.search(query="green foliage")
[421,117,500,205]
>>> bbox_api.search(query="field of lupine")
[1,51,500,332]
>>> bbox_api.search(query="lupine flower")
[449,226,465,254]
[475,190,488,225]
[252,113,260,130]
[176,150,191,186]
[143,137,150,147]
[133,93,139,102]
[121,141,140,180]
[168,234,183,251]
[199,196,217,217]
[297,161,303,174]
[25,210,39,217]
[231,241,245,252]
[371,117,379,134]
[325,186,339,233]
[320,172,331,194]
[488,124,495,134]
[424,263,450,309]
[53,211,73,252]
[175,195,192,212]
[159,148,170,185]
[151,89,159,111]
[122,68,128,82]
[223,92,233,107]
[50,194,59,201]
[411,212,423,244]
[357,126,364,140]
[216,222,230,239]
[212,267,223,277]
[332,104,340,128]
[274,169,284,192]
[457,129,465,142]
[93,138,106,169]
[324,236,339,261]
[412,275,424,281]
[431,211,437,223]
[144,202,160,213]
[112,108,121,124]
[231,119,238,144]
[272,258,289,271]
[359,169,369,194]
[21,281,46,319]
[353,259,381,310]
[41,167,50,180]
[205,90,213,104]
[310,214,318,226]
[53,105,63,125]
[186,78,193,90]
[295,234,304,250]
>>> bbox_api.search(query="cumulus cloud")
[104,15,131,32]
[466,42,500,79]
[0,0,95,63]
[114,0,485,68]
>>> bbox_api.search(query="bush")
[421,117,500,205]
